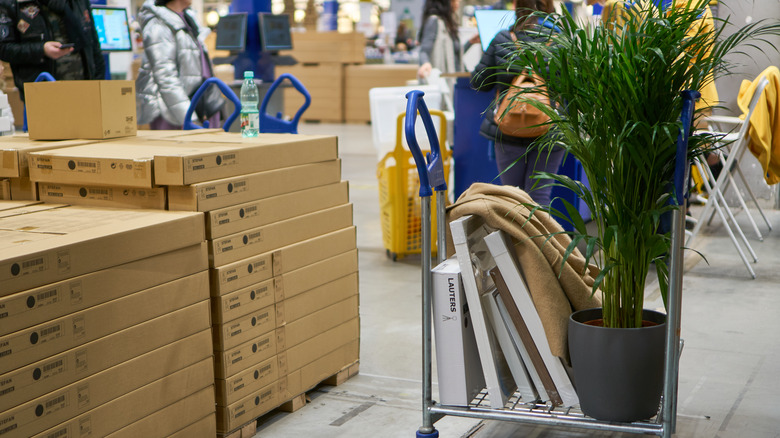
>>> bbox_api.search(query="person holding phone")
[0,0,105,101]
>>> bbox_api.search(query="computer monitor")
[474,10,516,52]
[215,13,248,51]
[258,13,293,52]
[91,6,132,52]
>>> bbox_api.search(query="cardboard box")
[276,273,358,326]
[139,133,338,185]
[37,182,167,210]
[276,296,358,350]
[272,226,356,276]
[211,278,275,325]
[210,251,273,296]
[9,176,36,200]
[216,378,281,434]
[25,80,137,140]
[165,413,216,438]
[0,199,40,211]
[0,136,96,178]
[206,181,350,239]
[274,249,358,302]
[106,387,216,438]
[212,304,275,351]
[0,242,207,336]
[276,63,344,122]
[30,358,214,438]
[278,317,359,373]
[0,271,209,374]
[280,31,366,64]
[0,205,205,296]
[0,301,210,415]
[344,64,419,123]
[210,204,353,267]
[0,178,9,199]
[214,330,276,379]
[0,329,212,437]
[215,355,278,407]
[167,159,342,212]
[283,339,359,401]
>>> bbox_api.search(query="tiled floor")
[253,122,780,438]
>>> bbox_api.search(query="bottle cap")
[244,71,254,79]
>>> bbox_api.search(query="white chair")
[687,76,772,279]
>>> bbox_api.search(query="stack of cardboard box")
[0,201,215,437]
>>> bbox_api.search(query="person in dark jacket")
[471,0,564,207]
[0,0,105,101]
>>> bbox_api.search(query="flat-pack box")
[25,80,137,140]
[272,226,356,277]
[0,301,210,414]
[278,317,359,373]
[37,182,167,210]
[106,387,216,438]
[167,159,342,212]
[0,271,209,374]
[0,199,40,211]
[214,330,276,379]
[0,178,9,199]
[9,176,36,200]
[344,64,419,123]
[276,296,358,351]
[31,358,214,438]
[0,242,207,336]
[283,339,359,402]
[274,249,358,302]
[0,136,96,178]
[276,63,344,123]
[276,273,358,326]
[211,278,275,325]
[212,303,275,351]
[0,205,205,296]
[206,181,349,239]
[215,355,278,407]
[210,204,353,267]
[216,378,282,434]
[0,329,212,437]
[210,251,273,296]
[280,31,366,64]
[137,133,338,185]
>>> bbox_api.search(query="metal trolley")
[404,89,699,438]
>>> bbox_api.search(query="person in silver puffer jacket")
[135,0,223,128]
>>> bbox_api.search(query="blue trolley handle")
[673,90,700,205]
[184,77,241,131]
[260,73,311,130]
[404,90,447,197]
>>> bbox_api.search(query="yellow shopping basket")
[377,111,451,261]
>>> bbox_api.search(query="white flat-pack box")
[0,242,207,336]
[0,205,205,296]
[210,204,353,267]
[211,278,275,325]
[0,271,209,374]
[271,226,356,277]
[0,136,96,178]
[30,358,214,438]
[275,273,358,326]
[37,182,167,210]
[210,251,273,296]
[215,355,278,407]
[167,159,342,212]
[214,329,277,379]
[206,181,349,239]
[212,303,275,351]
[0,301,210,413]
[274,249,358,302]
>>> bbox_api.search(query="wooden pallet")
[220,420,257,438]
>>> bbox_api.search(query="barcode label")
[46,394,65,408]
[88,189,109,195]
[36,288,59,304]
[23,258,44,269]
[46,428,68,438]
[44,359,63,373]
[77,162,96,168]
[40,324,61,337]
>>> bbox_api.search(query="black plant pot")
[568,308,667,423]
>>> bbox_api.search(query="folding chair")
[687,76,771,279]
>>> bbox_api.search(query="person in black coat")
[470,0,564,207]
[0,0,105,101]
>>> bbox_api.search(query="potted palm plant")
[495,0,780,422]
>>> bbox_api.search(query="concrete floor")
[253,122,780,438]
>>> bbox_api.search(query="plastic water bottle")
[240,71,259,138]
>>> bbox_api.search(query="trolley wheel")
[416,429,439,438]
[391,252,398,262]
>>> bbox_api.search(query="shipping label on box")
[210,251,273,296]
[272,226,356,276]
[211,278,275,325]
[25,80,137,140]
[210,204,353,267]
[276,273,358,326]
[0,300,210,422]
[216,378,281,434]
[277,296,358,350]
[37,182,166,210]
[215,355,278,407]
[0,137,97,178]
[0,271,209,375]
[206,181,349,239]
[212,303,275,351]
[0,242,207,337]
[167,159,342,212]
[214,330,277,379]
[274,249,358,302]
[277,318,359,374]
[0,329,212,437]
[30,358,214,438]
